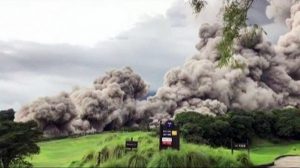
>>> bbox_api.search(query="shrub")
[185,152,210,168]
[68,161,81,168]
[113,145,125,159]
[143,148,155,158]
[147,150,185,168]
[104,134,118,142]
[78,150,97,167]
[8,159,33,168]
[82,150,95,162]
[128,153,148,168]
[101,161,127,168]
[236,153,252,168]
[209,154,240,168]
[97,147,110,165]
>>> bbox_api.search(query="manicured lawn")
[27,132,300,167]
[249,138,300,165]
[28,132,150,167]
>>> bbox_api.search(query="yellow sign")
[172,130,177,136]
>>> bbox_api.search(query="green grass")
[28,132,150,167]
[250,138,300,165]
[27,132,300,167]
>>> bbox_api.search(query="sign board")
[125,138,138,151]
[231,139,250,157]
[234,143,247,149]
[159,120,180,150]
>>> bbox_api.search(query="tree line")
[175,108,300,147]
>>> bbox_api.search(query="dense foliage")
[175,108,300,147]
[0,109,42,168]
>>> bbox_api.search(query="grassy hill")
[27,131,300,167]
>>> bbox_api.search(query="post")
[131,137,133,151]
[159,120,162,151]
[231,139,234,155]
[247,139,250,160]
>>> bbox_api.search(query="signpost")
[125,138,138,151]
[231,139,250,158]
[159,120,180,150]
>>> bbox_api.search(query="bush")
[97,147,110,165]
[236,153,252,168]
[101,161,127,168]
[212,156,240,168]
[128,153,148,168]
[112,145,125,159]
[185,152,210,168]
[8,159,33,168]
[147,150,186,168]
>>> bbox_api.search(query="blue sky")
[0,0,288,110]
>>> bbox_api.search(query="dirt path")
[270,156,300,168]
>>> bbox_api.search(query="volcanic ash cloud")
[146,1,300,121]
[14,1,300,136]
[15,67,149,137]
[70,67,149,133]
[14,92,77,137]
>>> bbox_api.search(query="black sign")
[125,138,138,151]
[231,139,250,157]
[159,120,180,150]
[234,143,247,149]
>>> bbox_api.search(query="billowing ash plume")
[15,92,77,136]
[145,1,300,123]
[15,1,300,136]
[15,67,149,137]
[266,0,298,23]
[70,67,148,133]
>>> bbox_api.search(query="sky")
[0,0,289,110]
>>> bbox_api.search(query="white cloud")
[0,0,176,46]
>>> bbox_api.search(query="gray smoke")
[70,67,148,132]
[145,1,300,124]
[266,0,298,23]
[14,92,77,137]
[14,1,300,136]
[15,67,149,137]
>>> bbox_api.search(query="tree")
[252,111,275,138]
[228,112,255,142]
[206,119,232,146]
[0,109,42,168]
[190,0,256,66]
[273,108,300,139]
